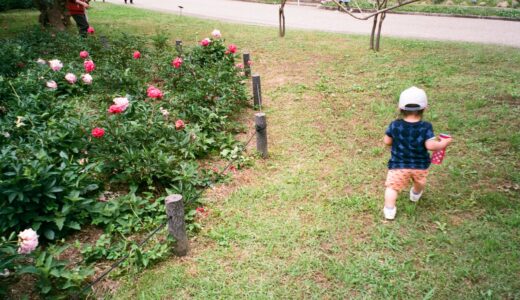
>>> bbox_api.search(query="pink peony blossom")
[211,29,221,39]
[81,74,93,84]
[113,97,129,111]
[65,73,77,84]
[48,59,63,71]
[147,86,163,99]
[172,57,183,69]
[46,80,58,90]
[87,26,95,34]
[235,63,244,69]
[227,44,237,54]
[91,127,105,138]
[17,229,38,255]
[108,105,124,114]
[79,51,89,59]
[200,38,211,47]
[133,51,141,59]
[175,119,185,130]
[84,60,95,73]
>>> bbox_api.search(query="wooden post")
[252,74,262,109]
[255,113,268,158]
[175,39,183,54]
[243,52,251,77]
[165,194,188,256]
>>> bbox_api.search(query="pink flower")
[81,74,93,84]
[200,38,211,47]
[133,51,141,59]
[84,60,95,73]
[17,229,38,255]
[108,104,124,114]
[48,59,63,71]
[172,57,183,69]
[65,73,77,84]
[211,29,221,39]
[147,86,163,99]
[227,44,237,54]
[87,26,95,34]
[46,80,58,90]
[247,60,253,66]
[91,127,105,138]
[113,97,129,111]
[79,51,89,59]
[175,119,185,130]
[196,207,205,213]
[235,63,244,69]
[225,50,230,55]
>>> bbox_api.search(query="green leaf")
[54,217,66,230]
[66,221,81,230]
[44,229,55,240]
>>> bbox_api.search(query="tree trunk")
[34,0,70,30]
[375,0,388,51]
[375,12,386,51]
[370,14,378,50]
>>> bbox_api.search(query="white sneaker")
[409,187,423,202]
[383,206,396,220]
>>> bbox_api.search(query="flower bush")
[0,28,249,297]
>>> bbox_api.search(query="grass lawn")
[2,4,520,299]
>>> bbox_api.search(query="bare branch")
[330,0,422,20]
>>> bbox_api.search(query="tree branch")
[330,0,422,20]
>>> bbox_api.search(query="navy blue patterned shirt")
[385,119,435,170]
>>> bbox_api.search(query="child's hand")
[441,137,452,148]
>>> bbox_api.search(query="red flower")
[196,207,205,213]
[84,60,95,73]
[200,38,210,47]
[80,51,89,59]
[133,51,141,59]
[175,119,185,130]
[91,127,105,138]
[87,27,95,34]
[227,44,237,54]
[108,104,124,114]
[147,86,163,99]
[172,57,183,69]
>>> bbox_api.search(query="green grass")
[2,3,520,299]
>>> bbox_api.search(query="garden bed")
[0,26,252,298]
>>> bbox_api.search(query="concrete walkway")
[104,0,520,48]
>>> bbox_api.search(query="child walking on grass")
[383,86,452,220]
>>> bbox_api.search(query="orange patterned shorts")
[385,169,429,192]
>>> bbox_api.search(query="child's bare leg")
[412,181,425,194]
[384,188,398,208]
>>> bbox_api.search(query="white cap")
[399,86,428,111]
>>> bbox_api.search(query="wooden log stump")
[252,74,262,109]
[165,194,189,256]
[255,112,268,158]
[243,52,251,77]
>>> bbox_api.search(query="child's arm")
[383,135,392,146]
[76,0,89,8]
[425,137,452,151]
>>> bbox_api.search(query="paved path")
[104,0,520,47]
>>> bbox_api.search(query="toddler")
[383,86,452,220]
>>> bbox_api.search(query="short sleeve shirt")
[385,119,435,170]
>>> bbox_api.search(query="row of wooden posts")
[166,46,268,256]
